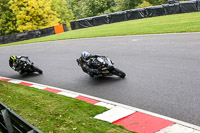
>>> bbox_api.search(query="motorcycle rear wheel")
[112,68,126,78]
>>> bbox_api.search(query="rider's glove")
[12,67,16,70]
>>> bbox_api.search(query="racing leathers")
[77,55,101,76]
[9,56,28,74]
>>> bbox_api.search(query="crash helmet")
[10,55,17,63]
[81,51,91,61]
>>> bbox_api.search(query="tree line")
[0,0,187,35]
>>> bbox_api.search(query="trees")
[51,0,74,27]
[9,0,60,32]
[66,0,115,19]
[112,0,143,12]
[1,0,74,35]
[66,0,82,19]
[0,0,17,35]
[136,1,153,8]
[146,0,168,5]
[81,0,115,18]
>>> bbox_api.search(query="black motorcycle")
[78,56,126,78]
[14,57,43,75]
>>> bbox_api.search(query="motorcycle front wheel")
[32,66,43,74]
[112,68,126,78]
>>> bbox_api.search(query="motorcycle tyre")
[112,68,126,78]
[89,74,94,77]
[32,66,43,74]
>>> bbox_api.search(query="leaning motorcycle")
[14,57,43,75]
[77,56,126,78]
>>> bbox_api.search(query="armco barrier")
[145,5,166,17]
[15,31,29,41]
[39,26,55,37]
[0,24,68,45]
[0,102,42,133]
[168,0,180,4]
[93,15,110,26]
[0,36,3,43]
[126,8,146,20]
[70,0,199,30]
[70,15,110,30]
[3,34,16,44]
[180,0,198,13]
[197,0,200,10]
[76,17,94,29]
[108,11,128,23]
[162,3,181,15]
[70,21,76,30]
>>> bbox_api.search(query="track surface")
[0,32,200,126]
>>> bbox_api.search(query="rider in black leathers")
[9,55,29,75]
[77,51,102,77]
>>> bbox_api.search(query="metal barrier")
[0,24,68,45]
[0,102,42,133]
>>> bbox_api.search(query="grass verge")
[1,12,200,47]
[0,81,133,133]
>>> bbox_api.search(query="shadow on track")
[86,76,126,86]
[9,73,42,80]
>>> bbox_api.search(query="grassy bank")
[0,81,132,133]
[1,12,200,47]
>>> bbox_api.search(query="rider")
[9,55,28,75]
[77,51,102,77]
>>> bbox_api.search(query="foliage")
[51,0,74,28]
[146,0,188,5]
[114,0,143,12]
[157,0,168,5]
[65,0,81,19]
[9,0,60,32]
[136,1,153,8]
[82,0,115,18]
[0,0,17,35]
[145,0,166,5]
[67,0,115,19]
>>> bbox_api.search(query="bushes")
[136,1,153,8]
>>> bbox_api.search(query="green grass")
[1,12,200,47]
[0,81,133,133]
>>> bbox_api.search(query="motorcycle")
[14,57,43,75]
[77,56,126,78]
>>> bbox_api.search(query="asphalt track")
[0,32,200,126]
